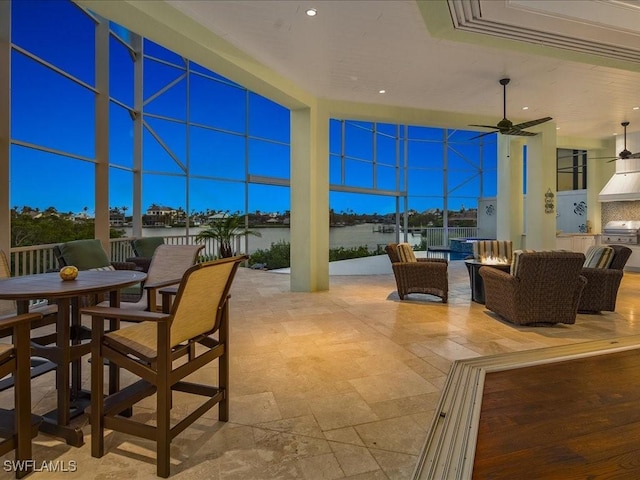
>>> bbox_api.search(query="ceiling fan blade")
[469,131,497,141]
[503,129,537,136]
[512,117,553,130]
[469,124,500,130]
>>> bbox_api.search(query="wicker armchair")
[578,244,632,313]
[479,250,587,326]
[385,243,448,303]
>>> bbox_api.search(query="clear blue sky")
[9,0,496,216]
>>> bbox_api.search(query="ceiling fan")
[599,122,640,162]
[470,78,552,140]
[557,122,640,163]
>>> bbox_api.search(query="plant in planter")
[195,211,261,258]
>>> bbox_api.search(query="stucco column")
[525,122,557,250]
[496,135,524,249]
[587,137,615,234]
[290,105,329,292]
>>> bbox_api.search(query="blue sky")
[9,0,496,216]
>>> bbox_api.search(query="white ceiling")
[165,0,640,141]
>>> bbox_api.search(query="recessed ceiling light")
[634,106,640,110]
[522,106,529,110]
[378,89,386,94]
[306,8,317,16]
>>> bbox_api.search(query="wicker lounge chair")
[578,244,632,313]
[479,250,587,326]
[385,243,448,303]
[126,237,165,273]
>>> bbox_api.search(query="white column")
[496,135,524,249]
[290,105,329,292]
[0,1,10,254]
[525,122,557,250]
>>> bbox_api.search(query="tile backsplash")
[602,201,640,225]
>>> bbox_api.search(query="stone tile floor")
[1,259,639,479]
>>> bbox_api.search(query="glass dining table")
[0,269,146,447]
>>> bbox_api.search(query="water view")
[124,223,422,254]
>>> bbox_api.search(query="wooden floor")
[473,348,640,479]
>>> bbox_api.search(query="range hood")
[598,158,640,202]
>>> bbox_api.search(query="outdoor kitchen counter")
[625,245,640,272]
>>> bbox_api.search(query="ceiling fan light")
[306,8,317,16]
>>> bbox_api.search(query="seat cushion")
[57,239,112,270]
[584,245,614,269]
[510,249,536,276]
[397,243,417,262]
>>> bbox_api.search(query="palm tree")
[195,211,261,258]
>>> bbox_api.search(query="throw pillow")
[510,249,536,276]
[583,245,614,269]
[397,243,417,262]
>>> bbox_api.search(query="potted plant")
[195,211,261,258]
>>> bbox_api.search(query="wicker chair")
[385,243,448,303]
[81,256,246,478]
[578,244,632,313]
[54,239,138,272]
[126,237,165,273]
[479,250,587,326]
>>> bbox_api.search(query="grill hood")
[598,158,640,202]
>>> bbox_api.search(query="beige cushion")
[510,249,536,276]
[583,245,614,269]
[397,243,417,262]
[473,240,513,264]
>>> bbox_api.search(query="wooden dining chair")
[98,244,204,313]
[0,250,58,392]
[0,312,43,478]
[81,255,246,478]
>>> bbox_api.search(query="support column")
[586,138,615,235]
[290,105,329,292]
[525,122,557,250]
[95,17,110,252]
[496,136,524,249]
[0,1,10,254]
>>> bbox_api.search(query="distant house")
[144,204,177,227]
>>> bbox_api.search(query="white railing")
[8,235,246,277]
[420,227,479,248]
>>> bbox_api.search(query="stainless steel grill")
[602,220,640,245]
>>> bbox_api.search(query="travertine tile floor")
[1,259,639,479]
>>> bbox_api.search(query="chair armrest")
[126,257,152,272]
[0,312,43,330]
[143,278,182,291]
[111,261,141,271]
[394,261,448,272]
[417,258,448,265]
[81,306,171,323]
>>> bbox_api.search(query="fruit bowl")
[59,265,79,281]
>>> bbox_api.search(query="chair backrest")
[54,239,113,270]
[511,251,585,294]
[131,237,165,258]
[169,256,245,347]
[0,251,17,317]
[385,243,416,263]
[145,244,205,286]
[472,240,513,264]
[609,245,632,270]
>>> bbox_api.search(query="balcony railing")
[7,227,479,277]
[9,235,244,277]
